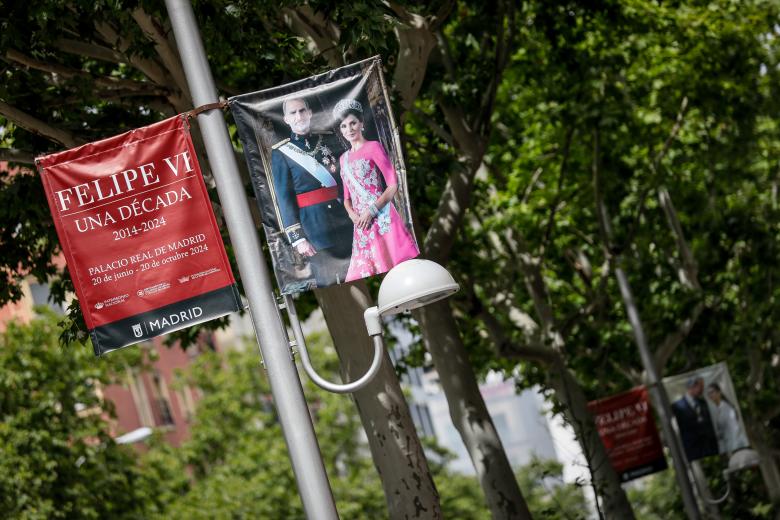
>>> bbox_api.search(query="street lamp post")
[615,266,702,519]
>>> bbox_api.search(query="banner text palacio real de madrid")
[37,116,242,355]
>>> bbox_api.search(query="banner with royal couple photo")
[229,56,419,294]
[663,362,750,462]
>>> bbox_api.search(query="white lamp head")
[115,426,153,445]
[376,259,460,316]
[725,448,761,475]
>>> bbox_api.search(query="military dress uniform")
[271,131,354,286]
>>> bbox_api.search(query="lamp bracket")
[281,294,383,394]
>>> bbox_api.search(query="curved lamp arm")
[283,294,383,394]
[704,476,730,505]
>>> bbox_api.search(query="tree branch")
[501,228,562,345]
[429,1,456,30]
[652,96,689,170]
[474,0,517,135]
[422,156,481,264]
[282,6,343,67]
[520,167,544,204]
[497,338,558,365]
[392,18,436,111]
[420,92,490,264]
[0,101,84,148]
[762,402,780,422]
[56,38,124,64]
[609,358,642,385]
[653,300,705,374]
[93,20,189,112]
[592,127,614,255]
[56,87,170,107]
[410,106,454,147]
[542,125,575,248]
[624,96,690,247]
[131,8,192,102]
[657,186,701,291]
[4,49,159,92]
[747,342,765,390]
[439,103,483,159]
[461,269,552,364]
[384,1,417,25]
[434,30,456,81]
[384,1,455,109]
[0,148,35,164]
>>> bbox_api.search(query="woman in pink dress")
[332,98,419,282]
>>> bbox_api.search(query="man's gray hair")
[282,96,310,115]
[686,376,703,388]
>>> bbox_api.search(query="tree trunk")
[547,360,637,520]
[316,282,442,519]
[744,418,780,507]
[506,228,636,519]
[416,300,532,520]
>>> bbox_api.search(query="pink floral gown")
[339,141,419,282]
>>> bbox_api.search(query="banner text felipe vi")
[53,150,194,213]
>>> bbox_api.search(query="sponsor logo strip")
[90,284,242,355]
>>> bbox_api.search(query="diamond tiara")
[332,98,363,121]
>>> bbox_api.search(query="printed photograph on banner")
[229,56,419,294]
[662,362,750,461]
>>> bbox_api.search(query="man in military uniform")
[270,97,354,286]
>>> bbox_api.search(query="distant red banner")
[588,386,667,482]
[37,115,241,355]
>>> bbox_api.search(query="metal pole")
[163,2,338,518]
[615,267,701,519]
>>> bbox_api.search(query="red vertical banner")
[587,386,668,482]
[36,115,242,355]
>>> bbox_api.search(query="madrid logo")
[132,324,143,338]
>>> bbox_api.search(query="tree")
[516,458,589,520]
[442,0,780,515]
[0,310,165,519]
[151,333,388,518]
[146,329,499,518]
[0,311,501,518]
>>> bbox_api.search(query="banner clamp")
[187,100,228,119]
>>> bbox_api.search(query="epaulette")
[272,138,290,150]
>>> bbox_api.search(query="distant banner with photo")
[229,56,419,294]
[587,386,667,482]
[36,115,242,356]
[663,362,750,461]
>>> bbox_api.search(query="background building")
[0,277,205,447]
